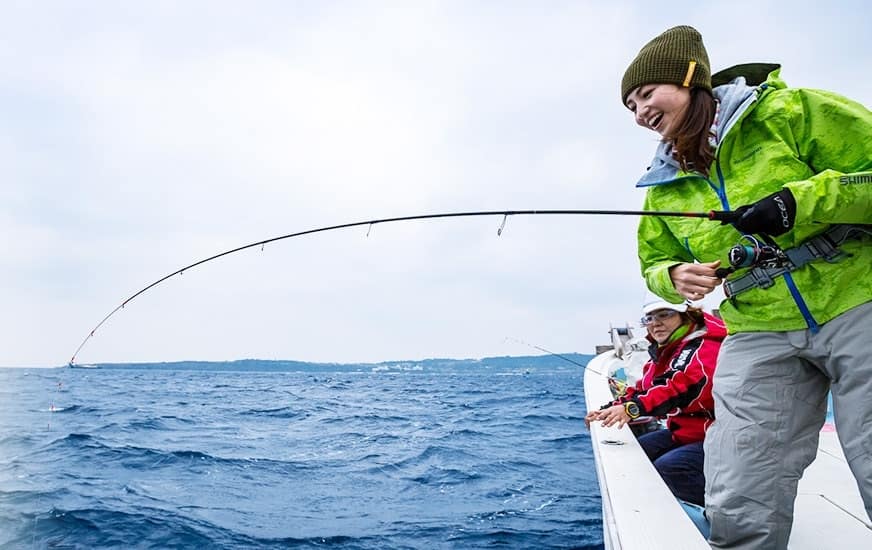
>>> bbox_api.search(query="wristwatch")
[624,401,641,419]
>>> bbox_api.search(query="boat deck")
[792,429,871,545]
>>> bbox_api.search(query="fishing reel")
[715,235,788,278]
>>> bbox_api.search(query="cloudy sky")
[2,1,869,367]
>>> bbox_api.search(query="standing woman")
[621,25,872,549]
[585,301,726,507]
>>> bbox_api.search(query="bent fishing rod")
[69,208,740,365]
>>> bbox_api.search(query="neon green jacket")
[636,64,872,333]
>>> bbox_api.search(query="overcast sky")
[2,1,869,367]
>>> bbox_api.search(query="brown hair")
[682,306,706,327]
[664,88,716,177]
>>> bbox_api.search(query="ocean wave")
[242,406,305,419]
[447,525,603,550]
[2,505,245,549]
[38,433,312,472]
[543,433,591,446]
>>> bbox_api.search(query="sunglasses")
[640,309,680,326]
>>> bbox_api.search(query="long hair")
[682,306,706,328]
[665,88,717,177]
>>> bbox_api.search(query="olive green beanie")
[621,25,711,105]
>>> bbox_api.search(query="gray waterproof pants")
[704,300,872,549]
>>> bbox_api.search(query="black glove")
[732,189,796,236]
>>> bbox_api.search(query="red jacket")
[616,312,726,445]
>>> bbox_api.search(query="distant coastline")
[46,354,594,373]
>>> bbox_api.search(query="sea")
[0,355,605,549]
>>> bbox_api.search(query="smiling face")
[625,83,691,138]
[645,309,686,344]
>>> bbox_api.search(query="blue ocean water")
[0,359,604,549]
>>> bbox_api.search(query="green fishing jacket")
[636,64,872,333]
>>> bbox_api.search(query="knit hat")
[621,25,711,105]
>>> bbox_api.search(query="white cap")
[642,300,688,315]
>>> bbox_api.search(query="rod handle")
[708,210,740,224]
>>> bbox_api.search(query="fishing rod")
[505,336,631,396]
[504,336,604,375]
[69,208,739,365]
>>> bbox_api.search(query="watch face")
[625,402,640,418]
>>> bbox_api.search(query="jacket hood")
[635,63,783,188]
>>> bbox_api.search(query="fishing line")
[504,335,631,396]
[503,336,603,375]
[69,208,735,364]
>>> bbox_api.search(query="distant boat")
[586,324,872,549]
[68,363,98,369]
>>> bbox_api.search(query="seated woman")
[585,301,725,506]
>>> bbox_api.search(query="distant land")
[66,353,595,373]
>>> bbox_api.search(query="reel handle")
[715,267,735,279]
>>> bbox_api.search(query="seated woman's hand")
[585,404,631,429]
[584,409,604,428]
